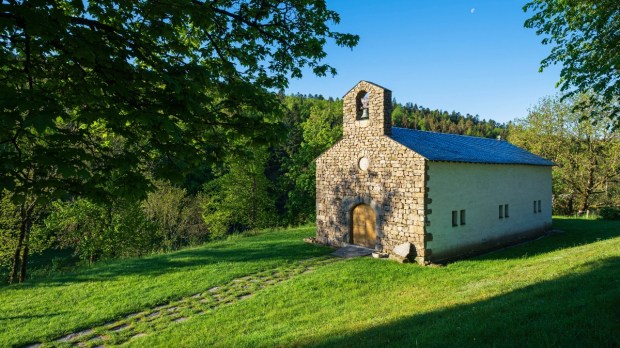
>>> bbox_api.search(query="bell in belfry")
[360,94,369,120]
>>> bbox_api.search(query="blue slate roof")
[390,127,554,166]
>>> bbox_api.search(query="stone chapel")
[315,81,554,264]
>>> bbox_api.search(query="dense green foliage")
[143,180,207,251]
[524,0,620,125]
[0,0,357,283]
[44,198,155,263]
[42,180,213,265]
[1,0,358,202]
[1,218,618,347]
[202,147,276,237]
[509,95,620,214]
[0,192,49,281]
[0,193,22,277]
[273,95,344,225]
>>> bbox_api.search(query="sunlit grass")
[130,218,620,347]
[2,218,619,347]
[0,226,329,347]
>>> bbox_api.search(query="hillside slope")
[2,218,619,347]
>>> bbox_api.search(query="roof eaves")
[426,159,555,166]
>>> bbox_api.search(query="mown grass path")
[30,256,340,348]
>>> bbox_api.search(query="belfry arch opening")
[356,91,369,120]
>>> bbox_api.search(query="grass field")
[2,218,619,347]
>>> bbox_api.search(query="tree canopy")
[509,94,620,214]
[0,0,357,283]
[524,0,620,125]
[0,0,358,203]
[391,101,508,138]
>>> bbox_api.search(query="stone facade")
[316,81,429,263]
[316,81,552,264]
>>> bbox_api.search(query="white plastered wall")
[426,161,552,261]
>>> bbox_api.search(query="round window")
[358,157,369,171]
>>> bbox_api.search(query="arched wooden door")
[351,204,377,248]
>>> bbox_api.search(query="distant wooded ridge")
[285,93,509,139]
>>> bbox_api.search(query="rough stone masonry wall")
[316,81,431,262]
[315,137,428,260]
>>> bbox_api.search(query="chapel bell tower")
[342,81,392,138]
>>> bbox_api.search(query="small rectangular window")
[533,201,537,213]
[504,204,509,218]
[538,200,542,213]
[460,210,466,225]
[499,205,504,219]
[452,210,458,227]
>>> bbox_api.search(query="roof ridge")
[392,127,503,142]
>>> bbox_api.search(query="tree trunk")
[9,239,23,284]
[19,218,32,283]
[251,174,257,229]
[9,202,27,284]
[579,165,596,212]
[19,244,29,283]
[10,27,35,284]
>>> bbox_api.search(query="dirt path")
[26,256,341,348]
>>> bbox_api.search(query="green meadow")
[2,217,619,347]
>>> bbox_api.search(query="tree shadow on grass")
[307,256,620,348]
[5,230,332,289]
[474,218,620,261]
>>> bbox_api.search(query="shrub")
[0,193,20,281]
[142,180,208,251]
[552,194,576,215]
[44,198,155,264]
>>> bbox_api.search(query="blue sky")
[285,1,561,123]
